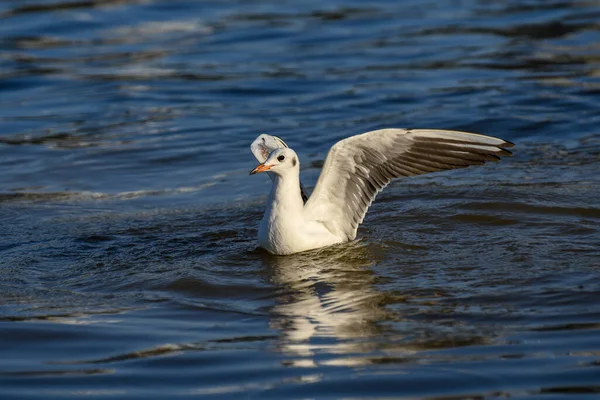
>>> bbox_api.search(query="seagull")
[250,129,513,255]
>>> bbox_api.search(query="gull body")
[254,148,340,254]
[250,129,514,255]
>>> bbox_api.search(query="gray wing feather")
[304,129,514,240]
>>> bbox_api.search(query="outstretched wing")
[304,129,514,240]
[251,134,290,164]
[250,134,309,203]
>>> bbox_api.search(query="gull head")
[250,148,299,176]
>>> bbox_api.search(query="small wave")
[0,184,215,204]
[53,335,277,365]
[0,368,113,377]
[1,0,149,18]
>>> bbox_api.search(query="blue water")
[1,0,600,398]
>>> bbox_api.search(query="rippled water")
[1,0,600,398]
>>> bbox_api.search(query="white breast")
[258,210,342,255]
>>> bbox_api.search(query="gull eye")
[277,155,285,162]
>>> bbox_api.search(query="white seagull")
[250,129,513,255]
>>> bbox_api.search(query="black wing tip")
[271,135,289,148]
[501,139,515,148]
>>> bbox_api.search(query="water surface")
[1,0,600,398]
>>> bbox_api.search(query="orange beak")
[249,163,273,175]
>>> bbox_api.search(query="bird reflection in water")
[260,242,394,366]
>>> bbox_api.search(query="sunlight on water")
[1,0,599,398]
